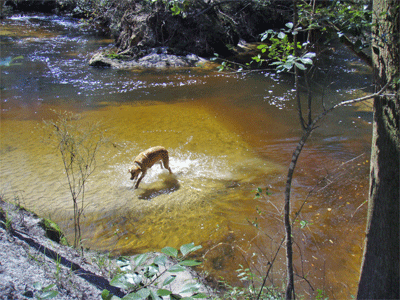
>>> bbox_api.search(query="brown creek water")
[1,14,374,298]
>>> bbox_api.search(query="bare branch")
[283,79,391,299]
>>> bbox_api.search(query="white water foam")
[106,150,232,190]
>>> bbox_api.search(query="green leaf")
[133,253,148,268]
[33,282,42,290]
[38,290,59,299]
[117,256,132,272]
[285,22,294,29]
[144,264,159,278]
[162,275,176,286]
[303,52,316,58]
[260,29,275,41]
[110,273,141,290]
[162,246,178,258]
[295,62,306,70]
[180,243,202,256]
[300,220,307,229]
[157,289,172,296]
[168,265,186,273]
[136,288,151,299]
[154,254,167,266]
[130,273,144,286]
[277,32,286,39]
[170,4,181,16]
[101,290,115,300]
[149,290,162,300]
[122,293,141,300]
[122,288,151,300]
[179,282,201,294]
[283,62,294,70]
[179,260,202,267]
[192,293,208,299]
[41,284,56,292]
[300,58,313,65]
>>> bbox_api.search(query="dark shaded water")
[1,14,373,298]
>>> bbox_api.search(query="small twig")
[351,200,368,220]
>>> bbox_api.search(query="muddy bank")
[0,199,214,299]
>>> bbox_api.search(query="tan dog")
[129,146,172,189]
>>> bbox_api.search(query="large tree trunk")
[357,0,400,298]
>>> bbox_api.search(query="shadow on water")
[0,14,374,298]
[136,174,181,201]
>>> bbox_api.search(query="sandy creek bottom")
[1,98,370,298]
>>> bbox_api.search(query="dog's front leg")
[135,171,146,189]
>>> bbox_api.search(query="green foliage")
[298,1,372,51]
[298,219,313,229]
[152,0,190,17]
[315,288,329,300]
[254,1,373,72]
[210,53,244,72]
[54,255,62,283]
[33,283,59,300]
[2,210,13,231]
[254,23,315,72]
[270,52,316,73]
[103,243,207,300]
[253,187,271,199]
[106,51,124,59]
[219,264,282,299]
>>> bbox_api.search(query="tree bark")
[357,0,400,298]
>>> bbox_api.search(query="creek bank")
[2,0,292,69]
[87,0,290,69]
[0,199,214,299]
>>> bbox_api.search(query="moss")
[39,218,68,246]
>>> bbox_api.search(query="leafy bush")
[253,23,315,72]
[102,243,209,300]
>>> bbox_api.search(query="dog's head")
[128,165,141,181]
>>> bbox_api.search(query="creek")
[0,14,374,298]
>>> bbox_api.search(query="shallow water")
[1,14,374,298]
